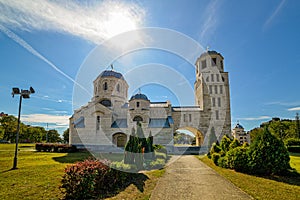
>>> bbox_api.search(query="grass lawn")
[0,144,165,200]
[198,154,300,200]
[290,153,300,172]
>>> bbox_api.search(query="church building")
[69,50,231,152]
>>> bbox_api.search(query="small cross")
[206,46,210,52]
[138,88,141,94]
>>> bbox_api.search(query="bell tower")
[93,70,128,108]
[194,50,231,139]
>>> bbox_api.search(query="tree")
[63,128,69,143]
[0,115,18,142]
[249,127,263,142]
[47,129,62,143]
[259,119,298,141]
[248,127,290,175]
[124,128,136,164]
[145,131,154,159]
[124,123,155,169]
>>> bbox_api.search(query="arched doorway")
[175,127,204,146]
[133,115,143,122]
[112,132,127,147]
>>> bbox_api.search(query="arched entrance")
[175,127,204,146]
[112,133,127,147]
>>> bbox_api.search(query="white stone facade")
[69,50,231,152]
[232,123,250,144]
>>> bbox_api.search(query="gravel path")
[150,155,253,200]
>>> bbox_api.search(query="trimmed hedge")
[35,143,77,153]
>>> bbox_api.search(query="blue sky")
[1,0,300,134]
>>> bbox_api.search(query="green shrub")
[226,146,250,172]
[149,158,165,169]
[285,138,300,146]
[242,142,249,147]
[155,152,167,160]
[220,135,232,153]
[210,142,222,155]
[211,153,221,166]
[217,156,228,168]
[35,143,77,153]
[207,152,212,159]
[229,139,241,150]
[110,161,137,172]
[153,144,167,155]
[211,130,290,175]
[248,128,290,175]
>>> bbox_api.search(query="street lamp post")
[11,87,35,169]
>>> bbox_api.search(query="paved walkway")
[150,155,252,200]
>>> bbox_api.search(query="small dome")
[130,93,149,101]
[200,50,224,59]
[98,70,124,80]
[235,123,244,129]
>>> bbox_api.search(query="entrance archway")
[175,127,204,146]
[112,133,127,147]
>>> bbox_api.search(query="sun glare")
[104,11,138,38]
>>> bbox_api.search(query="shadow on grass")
[260,152,300,186]
[52,151,92,164]
[97,172,149,199]
[260,169,300,187]
[0,168,15,174]
[52,151,125,164]
[201,155,300,187]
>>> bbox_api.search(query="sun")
[104,10,139,38]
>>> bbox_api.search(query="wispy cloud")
[237,116,271,121]
[32,95,72,104]
[0,0,145,43]
[263,0,286,30]
[288,107,300,111]
[41,108,69,114]
[21,113,70,126]
[0,24,91,95]
[0,1,145,95]
[265,101,300,107]
[199,0,219,41]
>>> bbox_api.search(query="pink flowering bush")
[61,159,112,199]
[60,158,140,199]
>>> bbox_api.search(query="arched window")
[133,116,143,122]
[116,84,120,92]
[103,82,108,90]
[100,99,111,107]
